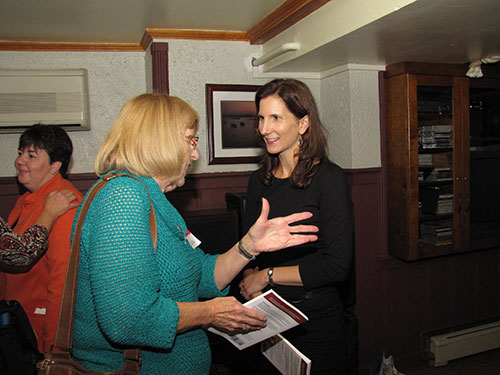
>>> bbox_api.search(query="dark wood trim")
[151,42,169,94]
[384,61,468,78]
[145,29,248,42]
[0,41,144,52]
[247,0,330,45]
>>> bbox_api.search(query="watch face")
[267,267,275,286]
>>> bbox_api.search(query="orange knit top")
[1,174,82,352]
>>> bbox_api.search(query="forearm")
[176,301,212,333]
[0,224,49,273]
[268,265,303,287]
[213,238,254,290]
[35,209,59,231]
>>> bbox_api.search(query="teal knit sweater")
[71,172,227,374]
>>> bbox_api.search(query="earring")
[298,135,303,147]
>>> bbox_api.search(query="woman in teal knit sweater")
[71,93,318,374]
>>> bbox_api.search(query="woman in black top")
[240,78,354,374]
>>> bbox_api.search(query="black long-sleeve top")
[243,158,354,302]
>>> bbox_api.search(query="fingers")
[286,234,319,247]
[283,211,314,225]
[209,297,266,334]
[288,224,319,233]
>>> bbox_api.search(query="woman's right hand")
[204,296,266,334]
[44,190,79,218]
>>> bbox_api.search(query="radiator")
[430,321,500,366]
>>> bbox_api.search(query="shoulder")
[57,177,83,199]
[96,174,154,205]
[310,159,348,194]
[316,159,347,180]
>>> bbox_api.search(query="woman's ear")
[50,161,62,174]
[298,115,310,135]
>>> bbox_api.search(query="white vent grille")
[0,69,90,133]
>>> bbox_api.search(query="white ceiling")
[1,0,499,73]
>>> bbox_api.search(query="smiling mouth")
[265,137,279,143]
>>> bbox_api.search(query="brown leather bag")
[37,173,158,375]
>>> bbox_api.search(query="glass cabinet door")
[417,84,455,252]
[469,82,500,249]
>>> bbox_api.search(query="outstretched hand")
[244,198,318,255]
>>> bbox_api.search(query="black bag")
[0,299,44,375]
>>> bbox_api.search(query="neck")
[275,154,297,178]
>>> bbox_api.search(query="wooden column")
[151,42,169,94]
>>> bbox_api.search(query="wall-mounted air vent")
[0,69,90,133]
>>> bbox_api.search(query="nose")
[259,117,271,135]
[15,152,26,166]
[191,148,199,161]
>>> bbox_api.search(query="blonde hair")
[95,93,199,183]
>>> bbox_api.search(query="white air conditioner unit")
[0,69,90,133]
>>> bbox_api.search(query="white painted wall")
[321,66,382,169]
[0,41,381,176]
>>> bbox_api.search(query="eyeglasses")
[185,135,199,148]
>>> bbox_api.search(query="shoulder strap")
[54,172,156,363]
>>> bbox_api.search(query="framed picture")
[206,84,262,164]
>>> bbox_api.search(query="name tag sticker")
[34,307,46,315]
[186,229,201,249]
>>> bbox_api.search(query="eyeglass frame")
[185,135,199,148]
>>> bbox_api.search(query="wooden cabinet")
[385,62,500,261]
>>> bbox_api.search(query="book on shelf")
[418,153,433,167]
[419,125,453,149]
[420,219,453,246]
[432,152,453,168]
[208,289,308,350]
[261,333,311,375]
[425,168,453,181]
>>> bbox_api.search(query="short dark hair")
[18,124,73,177]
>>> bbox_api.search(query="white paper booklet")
[207,289,308,350]
[261,333,311,375]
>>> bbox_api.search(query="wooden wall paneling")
[404,262,428,352]
[167,172,251,215]
[345,168,385,366]
[425,257,454,329]
[451,253,478,324]
[0,177,22,219]
[151,42,169,94]
[476,250,500,319]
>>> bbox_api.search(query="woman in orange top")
[2,124,82,352]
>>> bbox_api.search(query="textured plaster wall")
[321,67,381,169]
[159,39,322,173]
[0,43,379,177]
[0,51,147,176]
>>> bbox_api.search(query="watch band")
[267,267,276,287]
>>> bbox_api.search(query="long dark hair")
[255,79,328,188]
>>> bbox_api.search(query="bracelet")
[267,267,276,287]
[238,242,256,261]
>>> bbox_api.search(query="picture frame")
[206,84,262,164]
